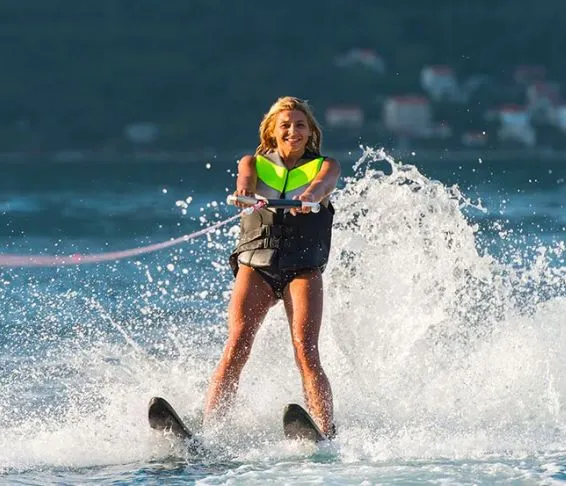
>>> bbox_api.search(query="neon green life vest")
[228,151,334,275]
[255,152,324,200]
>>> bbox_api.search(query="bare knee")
[221,332,255,373]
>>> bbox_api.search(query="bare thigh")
[283,269,324,365]
[227,264,277,346]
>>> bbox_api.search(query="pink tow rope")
[0,196,313,268]
[0,213,241,268]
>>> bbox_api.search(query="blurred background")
[2,0,566,160]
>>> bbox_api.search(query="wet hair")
[255,96,322,156]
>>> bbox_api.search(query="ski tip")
[284,403,303,415]
[148,396,192,437]
[148,396,168,410]
[147,396,206,455]
[283,403,327,442]
[148,396,173,428]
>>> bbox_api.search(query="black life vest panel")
[229,152,334,274]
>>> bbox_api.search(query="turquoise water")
[0,148,565,485]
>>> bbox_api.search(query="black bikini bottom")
[248,266,317,300]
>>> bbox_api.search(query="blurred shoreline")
[2,148,566,165]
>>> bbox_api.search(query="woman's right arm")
[234,155,257,207]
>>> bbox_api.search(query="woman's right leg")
[204,265,276,420]
[283,270,334,436]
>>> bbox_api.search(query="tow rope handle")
[226,195,320,213]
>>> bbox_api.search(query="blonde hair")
[255,96,322,156]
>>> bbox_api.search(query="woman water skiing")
[204,96,340,438]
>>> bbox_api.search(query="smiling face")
[272,109,311,155]
[256,97,322,157]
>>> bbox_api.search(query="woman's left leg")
[283,269,334,436]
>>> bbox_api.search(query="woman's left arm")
[293,158,341,213]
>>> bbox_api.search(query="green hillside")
[1,0,565,151]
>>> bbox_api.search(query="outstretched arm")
[293,158,341,214]
[233,155,257,207]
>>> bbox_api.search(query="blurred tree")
[0,0,564,151]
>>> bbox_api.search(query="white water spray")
[1,148,565,472]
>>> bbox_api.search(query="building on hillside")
[526,81,562,124]
[334,48,385,74]
[420,65,460,102]
[383,95,431,137]
[325,106,364,129]
[496,105,536,147]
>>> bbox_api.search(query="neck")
[277,148,304,169]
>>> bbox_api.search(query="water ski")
[148,396,203,453]
[283,403,326,442]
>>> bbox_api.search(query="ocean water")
[0,147,565,485]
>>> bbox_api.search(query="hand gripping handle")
[226,195,320,213]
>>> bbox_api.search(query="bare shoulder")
[323,156,340,165]
[322,156,341,175]
[238,154,256,166]
[238,154,256,172]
